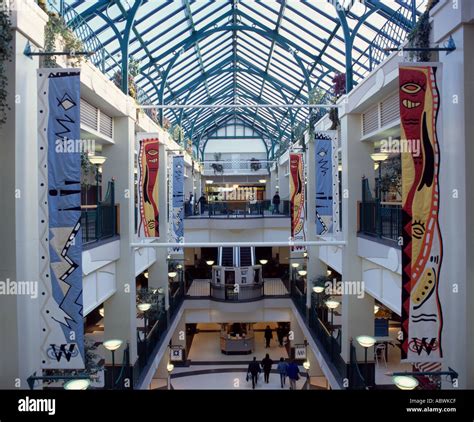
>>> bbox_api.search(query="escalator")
[239,247,252,266]
[221,247,234,266]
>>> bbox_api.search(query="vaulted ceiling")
[61,0,426,157]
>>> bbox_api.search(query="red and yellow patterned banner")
[290,153,305,249]
[399,64,443,363]
[137,137,160,238]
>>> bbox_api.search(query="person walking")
[261,354,274,384]
[287,359,300,390]
[276,325,284,347]
[264,325,273,348]
[272,191,281,214]
[247,357,261,389]
[277,357,289,388]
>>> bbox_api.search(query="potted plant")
[407,0,440,62]
[329,72,346,130]
[43,12,84,68]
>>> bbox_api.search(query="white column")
[431,5,474,388]
[102,114,138,364]
[340,113,375,364]
[0,2,48,389]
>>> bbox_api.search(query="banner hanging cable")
[138,103,340,110]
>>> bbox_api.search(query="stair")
[221,247,234,266]
[239,247,252,267]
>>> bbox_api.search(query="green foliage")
[0,5,13,126]
[44,12,84,68]
[407,0,440,62]
[113,57,140,99]
[171,124,184,144]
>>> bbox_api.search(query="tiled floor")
[374,326,412,385]
[166,330,306,390]
[170,365,306,390]
[188,331,289,362]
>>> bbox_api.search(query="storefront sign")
[170,345,184,362]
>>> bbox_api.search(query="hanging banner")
[168,155,185,253]
[399,64,443,363]
[137,135,160,238]
[315,130,339,235]
[38,69,84,369]
[290,153,306,249]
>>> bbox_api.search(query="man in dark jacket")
[261,354,274,383]
[272,191,281,214]
[287,360,300,390]
[264,325,273,348]
[247,357,261,389]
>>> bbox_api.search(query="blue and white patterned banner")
[38,69,84,369]
[315,130,339,235]
[169,155,185,253]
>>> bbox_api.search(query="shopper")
[277,357,289,388]
[287,359,300,390]
[264,325,273,348]
[198,192,206,215]
[261,353,274,384]
[276,325,284,347]
[272,191,281,214]
[247,356,261,389]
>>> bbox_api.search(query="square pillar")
[102,114,138,364]
[340,113,375,366]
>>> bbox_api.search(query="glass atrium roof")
[59,0,428,156]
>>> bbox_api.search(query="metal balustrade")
[186,200,290,218]
[202,159,273,175]
[359,202,402,242]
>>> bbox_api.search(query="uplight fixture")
[393,375,419,390]
[63,379,90,390]
[137,303,152,312]
[325,300,340,310]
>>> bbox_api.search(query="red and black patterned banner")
[399,64,443,363]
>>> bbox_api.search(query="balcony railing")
[81,181,118,245]
[359,201,402,242]
[186,278,289,302]
[202,159,272,175]
[186,200,290,218]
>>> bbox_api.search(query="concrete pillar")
[340,113,375,364]
[0,2,48,388]
[102,114,138,364]
[430,4,474,388]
